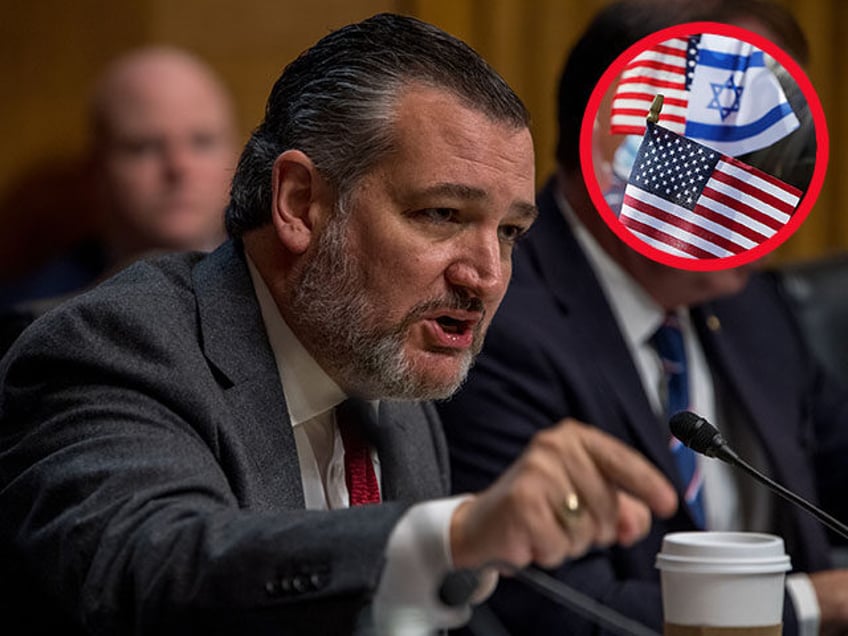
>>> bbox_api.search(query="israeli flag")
[684,34,799,156]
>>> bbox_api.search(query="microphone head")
[669,411,726,458]
[438,570,480,607]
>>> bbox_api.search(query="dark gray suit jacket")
[0,240,451,635]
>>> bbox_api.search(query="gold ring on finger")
[554,492,583,531]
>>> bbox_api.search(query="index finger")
[582,426,678,518]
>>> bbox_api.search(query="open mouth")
[424,312,479,349]
[435,315,472,335]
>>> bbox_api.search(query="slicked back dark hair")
[226,12,529,237]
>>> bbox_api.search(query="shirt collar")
[554,187,665,348]
[246,255,347,428]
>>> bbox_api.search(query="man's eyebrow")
[414,182,487,200]
[411,182,538,220]
[512,202,539,222]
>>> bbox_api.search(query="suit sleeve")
[0,292,405,636]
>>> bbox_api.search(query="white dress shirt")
[246,257,489,632]
[556,190,818,634]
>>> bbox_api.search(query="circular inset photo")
[580,21,828,271]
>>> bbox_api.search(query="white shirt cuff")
[786,573,820,636]
[373,494,498,633]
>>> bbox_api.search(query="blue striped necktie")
[651,313,706,528]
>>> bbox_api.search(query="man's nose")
[162,142,194,180]
[444,232,508,301]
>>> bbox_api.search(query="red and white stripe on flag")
[620,155,801,259]
[610,37,691,135]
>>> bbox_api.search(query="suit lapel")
[192,240,305,509]
[373,401,447,503]
[692,302,814,495]
[190,242,446,509]
[528,183,681,485]
[692,301,831,569]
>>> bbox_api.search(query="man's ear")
[270,149,326,254]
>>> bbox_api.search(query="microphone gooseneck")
[512,567,660,636]
[439,565,660,636]
[670,410,848,541]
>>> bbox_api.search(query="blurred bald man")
[0,46,237,352]
[90,46,238,267]
[0,46,238,323]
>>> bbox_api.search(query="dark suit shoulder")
[4,252,205,361]
[0,250,220,446]
[87,250,205,316]
[702,271,810,365]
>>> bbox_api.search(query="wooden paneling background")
[1,0,844,279]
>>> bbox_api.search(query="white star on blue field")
[628,126,720,210]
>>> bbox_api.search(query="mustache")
[406,292,485,320]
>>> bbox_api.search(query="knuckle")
[536,543,569,569]
[595,519,618,547]
[531,427,562,454]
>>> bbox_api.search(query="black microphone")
[670,411,848,541]
[439,569,482,607]
[439,569,512,636]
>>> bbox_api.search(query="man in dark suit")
[438,2,848,635]
[0,13,677,635]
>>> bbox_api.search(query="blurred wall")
[1,0,844,281]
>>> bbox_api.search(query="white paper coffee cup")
[655,531,791,629]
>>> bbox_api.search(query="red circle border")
[579,21,829,271]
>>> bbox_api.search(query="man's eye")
[499,224,529,244]
[190,132,221,152]
[119,139,161,158]
[419,208,457,223]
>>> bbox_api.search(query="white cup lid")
[656,531,791,574]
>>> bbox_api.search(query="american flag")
[611,36,693,135]
[610,33,799,157]
[620,122,802,259]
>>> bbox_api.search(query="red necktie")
[337,398,381,506]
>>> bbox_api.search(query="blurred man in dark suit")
[439,1,848,634]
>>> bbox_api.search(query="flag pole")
[647,94,664,124]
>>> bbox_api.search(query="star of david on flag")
[620,122,802,259]
[610,33,800,156]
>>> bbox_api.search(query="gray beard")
[287,211,479,400]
